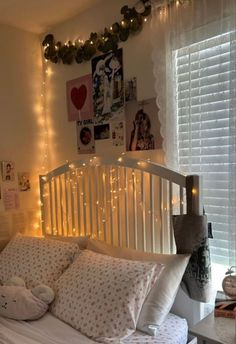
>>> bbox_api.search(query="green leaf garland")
[42,0,189,65]
[42,0,151,65]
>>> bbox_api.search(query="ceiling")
[0,0,104,34]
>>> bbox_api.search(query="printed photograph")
[125,98,163,151]
[94,123,110,140]
[1,161,15,182]
[77,121,95,154]
[125,77,137,102]
[18,172,31,192]
[67,74,94,122]
[92,48,124,123]
[111,121,125,146]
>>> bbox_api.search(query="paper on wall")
[3,188,20,211]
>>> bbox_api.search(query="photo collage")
[0,161,31,211]
[66,48,162,154]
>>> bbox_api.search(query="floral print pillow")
[51,250,164,343]
[0,234,79,288]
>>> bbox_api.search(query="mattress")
[0,312,188,344]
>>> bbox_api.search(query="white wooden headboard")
[39,156,200,255]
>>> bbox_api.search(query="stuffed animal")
[0,276,54,320]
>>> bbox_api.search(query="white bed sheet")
[0,312,188,344]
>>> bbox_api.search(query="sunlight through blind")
[175,31,236,266]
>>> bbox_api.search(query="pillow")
[0,286,48,320]
[0,234,79,288]
[87,239,190,334]
[51,250,164,343]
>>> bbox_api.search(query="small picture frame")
[18,172,31,192]
[1,161,15,182]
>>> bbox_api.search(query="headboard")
[39,156,200,255]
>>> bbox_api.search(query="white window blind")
[175,32,236,266]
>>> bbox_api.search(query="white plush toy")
[0,276,54,320]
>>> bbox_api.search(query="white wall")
[43,0,164,170]
[0,24,42,238]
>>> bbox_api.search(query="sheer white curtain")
[151,0,236,275]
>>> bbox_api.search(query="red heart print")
[71,84,87,110]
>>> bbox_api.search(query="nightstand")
[189,312,235,344]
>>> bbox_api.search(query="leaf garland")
[42,0,189,65]
[42,0,152,65]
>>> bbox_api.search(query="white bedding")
[0,312,188,344]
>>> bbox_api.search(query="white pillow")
[51,250,164,343]
[87,239,190,334]
[0,234,79,288]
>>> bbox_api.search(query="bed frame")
[39,156,202,330]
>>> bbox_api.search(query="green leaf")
[42,34,54,46]
[112,22,120,34]
[119,28,129,42]
[121,5,129,14]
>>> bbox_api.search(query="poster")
[67,74,94,122]
[92,48,124,123]
[111,121,125,146]
[1,161,15,182]
[94,124,110,140]
[77,120,95,154]
[18,172,31,191]
[3,187,19,211]
[125,98,163,151]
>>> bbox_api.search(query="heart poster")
[66,74,94,122]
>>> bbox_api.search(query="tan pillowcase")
[87,239,190,334]
[0,234,79,288]
[51,250,164,343]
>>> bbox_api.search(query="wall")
[43,0,164,171]
[0,24,42,240]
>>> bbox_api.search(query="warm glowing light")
[33,222,40,230]
[192,188,197,195]
[45,67,53,76]
[37,117,45,126]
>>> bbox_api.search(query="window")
[174,31,236,268]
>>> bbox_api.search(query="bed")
[0,313,188,344]
[0,156,201,343]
